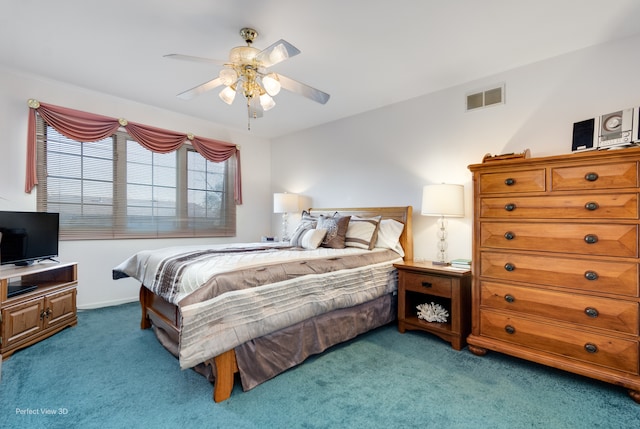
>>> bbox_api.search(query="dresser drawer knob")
[504,263,516,272]
[504,203,516,212]
[504,294,515,303]
[421,281,433,289]
[504,178,516,186]
[584,234,598,244]
[584,271,599,281]
[504,231,515,240]
[584,307,599,318]
[584,343,598,354]
[584,202,599,211]
[584,172,599,182]
[505,325,516,334]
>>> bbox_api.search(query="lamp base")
[432,261,450,266]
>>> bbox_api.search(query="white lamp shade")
[219,68,238,86]
[421,184,465,217]
[219,86,236,105]
[273,193,299,213]
[262,73,281,96]
[260,93,276,111]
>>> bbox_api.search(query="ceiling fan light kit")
[166,27,330,130]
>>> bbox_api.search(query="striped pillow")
[345,215,382,250]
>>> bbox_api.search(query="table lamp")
[421,184,465,264]
[273,192,299,242]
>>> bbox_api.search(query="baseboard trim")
[78,296,138,311]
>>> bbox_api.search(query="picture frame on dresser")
[468,147,640,404]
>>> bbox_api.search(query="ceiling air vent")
[466,84,505,111]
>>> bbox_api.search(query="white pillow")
[300,228,327,250]
[375,219,405,257]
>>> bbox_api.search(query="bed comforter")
[113,243,402,369]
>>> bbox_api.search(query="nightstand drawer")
[401,272,452,298]
[480,310,639,374]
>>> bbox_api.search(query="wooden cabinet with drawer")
[395,261,471,350]
[468,148,640,404]
[1,262,77,359]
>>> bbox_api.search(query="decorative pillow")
[300,228,327,249]
[289,211,318,247]
[345,215,382,250]
[375,218,405,257]
[316,214,351,249]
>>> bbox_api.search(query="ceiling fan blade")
[255,39,301,68]
[164,54,225,66]
[277,74,330,104]
[176,77,223,100]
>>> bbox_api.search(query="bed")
[113,206,413,402]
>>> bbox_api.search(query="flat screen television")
[0,211,59,267]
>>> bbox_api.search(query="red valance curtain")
[25,100,242,204]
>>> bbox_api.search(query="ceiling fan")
[165,27,330,129]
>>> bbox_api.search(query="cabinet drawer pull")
[504,203,516,212]
[584,343,598,354]
[505,325,516,334]
[584,172,599,182]
[504,231,515,240]
[584,202,599,211]
[504,294,515,303]
[504,178,516,186]
[504,263,516,272]
[584,307,599,318]
[421,281,433,289]
[584,234,598,244]
[584,271,599,281]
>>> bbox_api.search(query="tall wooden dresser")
[468,148,640,403]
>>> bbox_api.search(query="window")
[35,117,236,240]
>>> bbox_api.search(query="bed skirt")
[151,292,397,392]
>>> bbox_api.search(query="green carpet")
[1,302,638,428]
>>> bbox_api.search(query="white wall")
[271,33,640,263]
[0,67,273,309]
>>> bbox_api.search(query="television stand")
[1,262,77,359]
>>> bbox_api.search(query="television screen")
[0,211,59,266]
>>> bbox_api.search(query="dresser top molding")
[469,146,640,172]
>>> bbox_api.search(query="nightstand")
[394,261,471,350]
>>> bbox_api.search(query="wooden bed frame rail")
[139,285,238,402]
[138,206,413,402]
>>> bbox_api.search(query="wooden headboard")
[307,206,413,261]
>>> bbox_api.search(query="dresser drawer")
[480,252,639,296]
[479,169,545,194]
[480,310,639,374]
[399,271,452,298]
[480,281,639,334]
[479,193,638,219]
[480,222,638,257]
[552,162,637,191]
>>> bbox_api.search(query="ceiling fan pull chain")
[247,98,251,130]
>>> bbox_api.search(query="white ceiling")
[2,0,640,139]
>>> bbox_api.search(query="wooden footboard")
[139,285,238,402]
